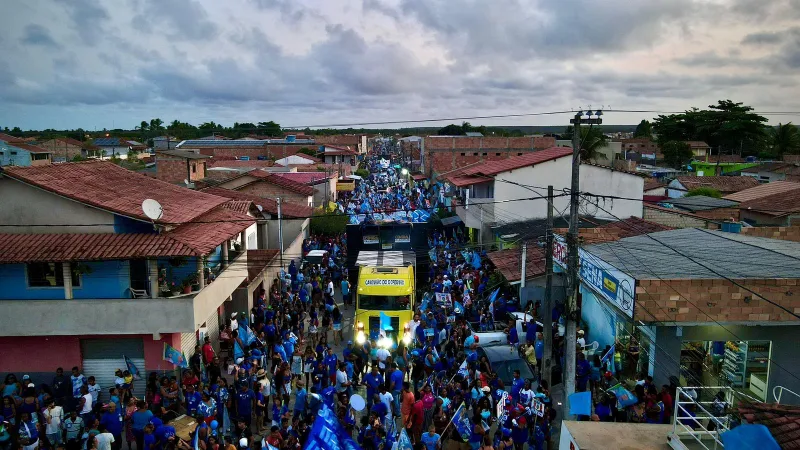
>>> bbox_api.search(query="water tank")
[286,135,296,143]
[239,156,250,161]
[721,222,742,233]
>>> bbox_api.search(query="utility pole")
[543,185,554,385]
[566,110,602,411]
[520,241,527,296]
[277,197,284,269]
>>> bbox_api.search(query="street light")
[401,168,408,175]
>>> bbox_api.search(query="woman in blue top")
[1,375,20,399]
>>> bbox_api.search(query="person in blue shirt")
[510,370,525,404]
[141,423,156,450]
[389,363,404,415]
[184,384,202,416]
[99,401,124,445]
[235,384,255,427]
[293,381,307,420]
[420,425,440,450]
[576,352,591,392]
[323,348,338,385]
[152,418,176,450]
[363,366,383,410]
[525,318,538,345]
[341,279,350,308]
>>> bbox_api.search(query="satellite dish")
[142,199,163,221]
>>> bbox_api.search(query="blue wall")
[156,257,199,289]
[0,261,131,299]
[580,286,618,353]
[74,261,131,299]
[114,215,156,234]
[0,142,33,167]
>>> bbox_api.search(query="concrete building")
[445,147,644,243]
[92,138,146,159]
[274,171,338,205]
[155,149,210,185]
[210,169,315,206]
[556,228,800,402]
[36,138,87,162]
[0,161,273,390]
[741,161,800,183]
[0,142,52,167]
[319,145,357,166]
[667,175,759,198]
[425,135,557,177]
[177,137,316,162]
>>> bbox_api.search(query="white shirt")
[231,319,238,331]
[80,393,93,414]
[88,383,101,404]
[577,337,586,348]
[376,349,391,369]
[408,320,420,342]
[327,281,335,296]
[335,370,349,393]
[96,432,115,450]
[44,406,64,434]
[378,392,394,418]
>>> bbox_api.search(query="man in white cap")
[577,330,586,350]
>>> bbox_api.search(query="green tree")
[149,118,164,134]
[770,123,800,156]
[437,124,465,135]
[578,126,608,161]
[686,187,722,198]
[661,141,693,169]
[297,147,317,157]
[634,120,652,138]
[257,121,282,136]
[310,211,349,236]
[354,168,369,178]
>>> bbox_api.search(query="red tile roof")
[222,200,254,214]
[0,133,24,143]
[737,401,800,449]
[0,233,197,263]
[322,150,357,156]
[567,217,672,244]
[274,172,332,185]
[323,144,354,151]
[461,146,573,177]
[54,137,86,147]
[238,170,316,196]
[2,161,227,224]
[739,188,800,217]
[487,246,546,283]
[724,181,800,203]
[200,187,313,218]
[291,153,322,162]
[207,159,275,169]
[165,206,255,255]
[246,249,280,280]
[10,143,51,154]
[447,174,493,187]
[644,179,667,191]
[674,176,760,194]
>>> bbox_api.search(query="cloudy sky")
[1,0,799,130]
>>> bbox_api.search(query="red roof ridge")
[200,186,313,218]
[461,146,573,177]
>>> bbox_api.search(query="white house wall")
[493,157,573,221]
[579,164,643,220]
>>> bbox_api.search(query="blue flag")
[163,343,188,368]
[398,429,413,450]
[721,424,780,450]
[600,344,615,365]
[239,324,257,346]
[452,403,472,441]
[471,250,482,269]
[568,391,592,417]
[453,301,464,315]
[608,383,638,409]
[380,312,394,331]
[304,404,361,450]
[457,360,469,378]
[123,355,141,380]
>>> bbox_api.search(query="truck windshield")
[359,295,411,311]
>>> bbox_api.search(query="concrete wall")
[0,177,117,233]
[156,155,206,184]
[580,164,644,220]
[494,157,573,220]
[741,210,800,227]
[643,206,719,229]
[653,324,800,404]
[37,140,84,161]
[0,260,131,300]
[192,252,247,330]
[265,218,309,253]
[0,141,32,167]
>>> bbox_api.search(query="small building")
[685,140,711,160]
[177,137,316,161]
[741,161,800,183]
[0,142,52,167]
[152,136,180,151]
[274,154,318,166]
[667,175,759,198]
[36,138,88,162]
[210,169,315,206]
[155,149,211,185]
[657,195,740,221]
[621,138,660,161]
[319,144,357,166]
[425,135,557,176]
[92,137,146,159]
[274,171,338,204]
[643,178,668,197]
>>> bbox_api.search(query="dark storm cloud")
[742,31,785,45]
[20,24,60,48]
[53,0,109,45]
[132,0,219,40]
[673,51,753,68]
[397,0,694,58]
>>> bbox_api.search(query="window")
[518,153,523,156]
[27,262,81,288]
[496,153,501,156]
[192,163,197,174]
[358,295,410,311]
[460,153,465,156]
[482,152,487,156]
[473,152,478,156]
[10,151,17,155]
[32,153,49,160]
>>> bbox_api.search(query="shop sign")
[364,279,406,286]
[363,235,379,244]
[553,234,635,318]
[395,233,411,243]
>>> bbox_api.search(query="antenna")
[142,199,163,221]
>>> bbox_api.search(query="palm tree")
[577,126,608,161]
[149,118,164,133]
[771,123,800,156]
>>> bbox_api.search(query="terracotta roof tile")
[724,181,800,202]
[222,200,254,214]
[9,143,51,154]
[55,137,86,147]
[568,217,672,244]
[674,175,760,194]
[207,159,275,169]
[200,187,313,218]
[274,172,333,185]
[165,206,255,255]
[240,169,316,196]
[739,188,800,217]
[461,147,573,177]
[2,161,227,224]
[291,153,322,162]
[487,246,546,283]
[446,174,493,187]
[685,141,710,148]
[737,401,800,448]
[0,233,198,263]
[644,179,667,191]
[0,133,24,143]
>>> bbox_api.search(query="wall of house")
[741,170,786,183]
[37,140,83,161]
[0,142,33,167]
[653,324,800,403]
[113,215,156,234]
[635,278,800,323]
[156,156,206,185]
[265,218,309,253]
[643,206,719,229]
[0,333,182,380]
[692,207,740,221]
[237,181,311,205]
[0,264,67,300]
[0,178,117,233]
[740,211,800,227]
[580,164,644,220]
[0,261,132,300]
[426,136,557,175]
[667,180,687,198]
[493,157,573,221]
[740,225,800,242]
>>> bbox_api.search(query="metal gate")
[81,338,145,403]
[180,332,198,367]
[205,309,220,354]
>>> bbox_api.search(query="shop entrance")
[680,340,771,401]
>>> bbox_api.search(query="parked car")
[477,343,536,387]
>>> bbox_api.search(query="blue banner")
[608,383,637,409]
[239,324,257,346]
[163,343,188,368]
[600,344,615,365]
[303,404,361,450]
[380,312,394,331]
[568,391,592,417]
[124,355,141,380]
[452,403,472,441]
[398,429,412,450]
